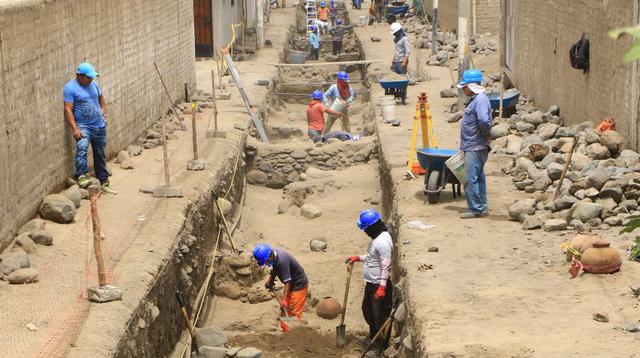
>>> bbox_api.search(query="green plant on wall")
[619,215,640,261]
[609,25,640,62]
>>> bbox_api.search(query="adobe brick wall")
[0,0,196,249]
[422,0,499,34]
[505,0,635,142]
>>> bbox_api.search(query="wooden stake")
[191,103,198,160]
[89,188,107,286]
[498,73,505,119]
[554,136,579,200]
[212,70,219,131]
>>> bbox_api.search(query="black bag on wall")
[569,33,589,73]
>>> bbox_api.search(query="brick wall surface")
[423,0,499,34]
[506,0,635,142]
[0,0,196,248]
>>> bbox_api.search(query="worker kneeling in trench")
[253,244,309,319]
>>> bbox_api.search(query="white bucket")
[378,96,396,122]
[445,151,466,184]
[331,97,348,112]
[359,15,369,26]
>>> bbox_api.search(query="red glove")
[280,298,289,309]
[374,285,386,300]
[346,255,361,264]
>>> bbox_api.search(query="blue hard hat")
[311,90,323,100]
[76,62,99,79]
[321,1,326,6]
[337,71,349,80]
[457,69,483,87]
[253,243,272,266]
[310,25,317,31]
[357,209,382,230]
[336,19,343,25]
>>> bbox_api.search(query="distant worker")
[329,0,338,26]
[323,71,355,134]
[374,0,386,23]
[63,63,117,195]
[254,244,309,319]
[309,25,320,60]
[318,2,330,33]
[390,22,410,74]
[346,209,394,358]
[330,18,346,55]
[307,90,344,142]
[457,69,492,219]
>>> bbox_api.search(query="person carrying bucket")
[307,90,344,142]
[457,69,492,219]
[322,71,355,134]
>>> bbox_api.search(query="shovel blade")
[336,324,346,348]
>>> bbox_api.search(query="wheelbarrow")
[378,74,410,104]
[487,88,520,117]
[416,148,462,204]
[387,4,410,16]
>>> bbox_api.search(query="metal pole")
[212,70,219,131]
[89,188,107,287]
[431,0,438,55]
[191,103,198,160]
[457,0,471,111]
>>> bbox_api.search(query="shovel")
[336,262,354,348]
[270,289,295,332]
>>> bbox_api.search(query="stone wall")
[0,0,196,250]
[502,0,637,148]
[423,0,499,34]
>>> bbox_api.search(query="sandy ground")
[350,3,640,357]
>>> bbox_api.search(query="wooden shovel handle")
[339,263,354,326]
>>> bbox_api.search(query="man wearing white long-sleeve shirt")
[347,209,393,358]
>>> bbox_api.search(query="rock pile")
[195,326,262,358]
[500,103,637,232]
[0,218,54,284]
[246,139,377,189]
[215,253,270,304]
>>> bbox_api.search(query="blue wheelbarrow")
[416,148,463,204]
[387,5,410,16]
[378,74,410,104]
[487,89,520,117]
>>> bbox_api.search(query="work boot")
[460,212,488,219]
[77,175,90,189]
[364,348,381,358]
[101,183,118,195]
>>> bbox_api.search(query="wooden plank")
[267,59,381,67]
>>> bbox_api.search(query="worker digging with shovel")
[253,243,309,330]
[346,209,394,358]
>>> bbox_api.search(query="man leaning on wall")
[63,63,117,195]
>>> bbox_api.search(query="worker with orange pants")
[254,244,309,319]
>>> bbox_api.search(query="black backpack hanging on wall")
[569,33,589,73]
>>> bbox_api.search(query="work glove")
[374,285,386,300]
[346,255,361,264]
[280,298,289,310]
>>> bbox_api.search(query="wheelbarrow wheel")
[425,170,441,204]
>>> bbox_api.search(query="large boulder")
[531,171,552,191]
[547,162,565,180]
[599,181,623,203]
[508,199,537,222]
[516,122,535,133]
[586,143,611,160]
[17,218,45,235]
[247,170,268,185]
[522,111,545,126]
[528,143,549,162]
[62,185,82,208]
[491,123,510,139]
[585,168,610,190]
[571,153,591,171]
[537,123,560,140]
[572,202,603,222]
[506,135,523,154]
[7,268,39,284]
[543,219,568,232]
[600,130,624,154]
[540,153,565,169]
[552,195,578,211]
[583,128,601,144]
[0,250,30,275]
[195,326,227,347]
[39,194,76,223]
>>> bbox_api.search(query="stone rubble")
[498,99,637,232]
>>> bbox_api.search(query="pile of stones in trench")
[494,99,637,232]
[0,90,216,285]
[194,325,262,358]
[400,16,498,66]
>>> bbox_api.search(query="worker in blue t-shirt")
[63,63,116,195]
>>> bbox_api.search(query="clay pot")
[316,297,342,319]
[580,241,622,274]
[565,233,601,261]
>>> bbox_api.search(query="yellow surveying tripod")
[407,92,438,178]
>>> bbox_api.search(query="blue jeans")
[463,149,489,214]
[392,61,407,74]
[308,128,322,142]
[75,125,109,184]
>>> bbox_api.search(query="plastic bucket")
[359,15,369,26]
[445,151,466,184]
[331,98,348,112]
[378,96,396,122]
[288,50,306,64]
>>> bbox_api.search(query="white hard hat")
[389,22,402,34]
